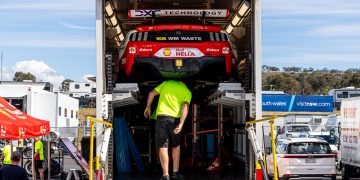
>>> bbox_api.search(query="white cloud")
[263,0,360,17]
[81,74,95,82]
[12,60,65,87]
[309,24,360,38]
[59,21,95,30]
[0,67,13,81]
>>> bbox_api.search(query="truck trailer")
[340,97,360,179]
[96,0,263,179]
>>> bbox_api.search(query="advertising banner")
[262,95,333,112]
[129,9,229,18]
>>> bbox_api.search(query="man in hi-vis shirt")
[144,80,191,180]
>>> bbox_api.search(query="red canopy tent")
[0,96,51,180]
[0,96,50,139]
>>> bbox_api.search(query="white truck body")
[340,97,360,178]
[340,98,360,167]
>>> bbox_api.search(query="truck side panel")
[340,98,360,167]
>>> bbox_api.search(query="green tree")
[61,79,74,92]
[264,73,301,94]
[13,71,36,82]
[349,72,360,87]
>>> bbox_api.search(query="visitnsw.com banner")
[262,95,333,112]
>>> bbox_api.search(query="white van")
[266,138,336,180]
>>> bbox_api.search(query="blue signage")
[262,95,333,112]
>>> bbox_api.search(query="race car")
[118,24,237,81]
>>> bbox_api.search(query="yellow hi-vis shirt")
[2,145,11,164]
[155,80,192,118]
[35,140,44,160]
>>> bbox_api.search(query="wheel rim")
[25,162,33,175]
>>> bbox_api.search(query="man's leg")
[39,168,45,180]
[170,118,185,180]
[159,147,169,176]
[172,146,180,172]
[33,167,37,180]
[156,117,170,178]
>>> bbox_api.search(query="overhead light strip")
[225,1,251,35]
[105,1,124,44]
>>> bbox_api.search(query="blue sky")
[262,0,360,70]
[0,0,95,86]
[0,0,359,86]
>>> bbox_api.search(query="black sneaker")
[160,175,170,180]
[171,172,185,180]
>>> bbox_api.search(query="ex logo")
[135,10,160,17]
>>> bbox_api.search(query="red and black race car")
[118,24,237,81]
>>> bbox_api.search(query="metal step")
[207,83,246,106]
[112,83,141,107]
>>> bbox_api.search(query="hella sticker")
[155,48,204,58]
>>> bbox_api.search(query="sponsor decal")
[139,48,152,52]
[19,127,26,138]
[40,125,48,135]
[0,125,6,137]
[121,58,126,64]
[163,49,172,56]
[206,48,220,52]
[129,47,136,54]
[155,48,204,58]
[129,9,228,18]
[156,37,167,40]
[156,36,203,41]
[222,47,230,54]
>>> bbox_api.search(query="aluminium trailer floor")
[114,165,246,180]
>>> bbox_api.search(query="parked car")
[266,138,336,180]
[277,123,313,139]
[307,131,339,153]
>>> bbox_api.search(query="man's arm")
[144,90,159,118]
[174,102,189,134]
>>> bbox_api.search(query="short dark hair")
[5,139,10,143]
[11,151,22,162]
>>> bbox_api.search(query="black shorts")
[35,160,43,169]
[155,116,181,148]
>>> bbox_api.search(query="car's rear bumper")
[133,56,226,78]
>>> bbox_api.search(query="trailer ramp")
[60,137,95,177]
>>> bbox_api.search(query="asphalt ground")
[51,156,357,180]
